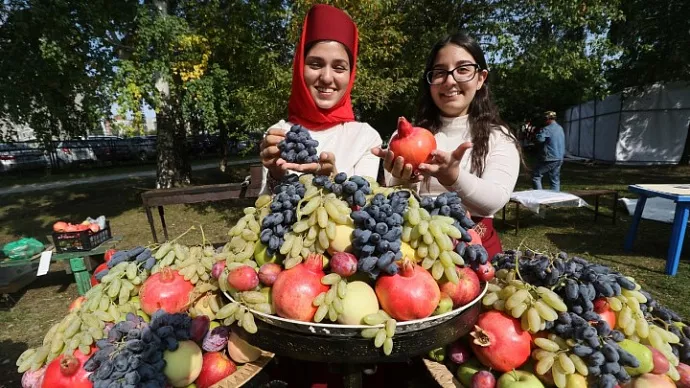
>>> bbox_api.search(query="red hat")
[287,4,358,131]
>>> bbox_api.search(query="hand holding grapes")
[278,151,337,177]
[417,142,473,186]
[260,128,288,179]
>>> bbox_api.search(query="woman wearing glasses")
[372,32,521,258]
[258,4,382,193]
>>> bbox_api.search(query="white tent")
[563,82,690,165]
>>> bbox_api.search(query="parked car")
[53,140,98,167]
[127,136,157,161]
[86,136,133,162]
[0,143,48,172]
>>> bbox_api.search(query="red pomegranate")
[271,253,329,322]
[89,262,109,286]
[139,268,194,315]
[470,311,531,372]
[375,258,441,321]
[41,348,93,388]
[388,117,437,171]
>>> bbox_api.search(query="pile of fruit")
[53,216,107,234]
[17,167,492,388]
[427,249,690,388]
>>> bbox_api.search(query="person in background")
[372,32,521,259]
[257,4,382,194]
[532,110,565,191]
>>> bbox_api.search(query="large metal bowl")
[222,282,487,338]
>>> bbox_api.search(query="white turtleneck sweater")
[386,115,520,218]
[259,120,383,194]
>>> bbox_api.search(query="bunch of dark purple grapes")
[278,125,319,163]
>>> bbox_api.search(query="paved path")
[0,158,260,196]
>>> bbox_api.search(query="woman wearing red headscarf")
[258,4,382,193]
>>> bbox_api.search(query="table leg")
[158,206,169,241]
[665,203,689,276]
[624,196,647,252]
[69,257,92,296]
[613,192,619,225]
[145,206,158,243]
[594,195,600,221]
[342,364,362,388]
[515,202,520,235]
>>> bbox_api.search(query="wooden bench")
[141,164,263,242]
[500,189,619,234]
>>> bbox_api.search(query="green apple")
[434,293,453,315]
[497,370,545,388]
[254,242,280,266]
[456,359,485,387]
[619,339,654,376]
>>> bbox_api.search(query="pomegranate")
[439,266,481,308]
[272,253,329,321]
[375,258,441,321]
[211,261,225,279]
[139,268,194,315]
[196,352,237,388]
[89,262,109,286]
[258,263,282,286]
[593,298,617,328]
[227,265,259,291]
[41,348,92,388]
[470,311,531,372]
[330,252,358,277]
[88,224,100,233]
[475,263,495,282]
[388,116,437,171]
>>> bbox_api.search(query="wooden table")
[501,189,618,234]
[141,164,262,242]
[624,184,690,276]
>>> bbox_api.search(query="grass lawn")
[0,158,689,386]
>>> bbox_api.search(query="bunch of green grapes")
[402,197,465,284]
[532,334,588,388]
[482,274,568,333]
[214,301,258,334]
[313,274,348,323]
[171,245,216,285]
[238,289,274,315]
[281,187,351,269]
[360,310,397,356]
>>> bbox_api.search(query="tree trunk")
[219,123,229,172]
[153,0,191,188]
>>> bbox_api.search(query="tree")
[607,0,690,90]
[0,1,138,144]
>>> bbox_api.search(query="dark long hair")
[415,32,521,176]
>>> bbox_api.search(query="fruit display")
[53,216,107,234]
[427,249,690,387]
[17,171,491,387]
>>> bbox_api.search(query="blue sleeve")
[535,128,549,143]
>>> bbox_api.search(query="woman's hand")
[371,147,421,182]
[260,128,287,179]
[278,151,337,176]
[417,142,473,186]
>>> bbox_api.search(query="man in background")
[532,111,565,191]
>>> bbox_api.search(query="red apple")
[440,266,481,308]
[227,265,259,291]
[68,296,86,312]
[471,370,496,387]
[677,363,690,388]
[645,345,670,375]
[195,352,237,388]
[475,263,495,282]
[593,298,617,328]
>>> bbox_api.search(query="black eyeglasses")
[425,63,482,85]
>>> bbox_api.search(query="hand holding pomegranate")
[372,117,437,181]
[417,141,473,186]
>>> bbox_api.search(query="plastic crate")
[52,221,112,253]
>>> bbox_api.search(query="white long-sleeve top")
[386,115,520,218]
[260,120,383,194]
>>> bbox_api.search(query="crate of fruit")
[51,217,112,253]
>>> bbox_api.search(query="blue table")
[624,184,690,276]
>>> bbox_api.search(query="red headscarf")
[287,4,359,131]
